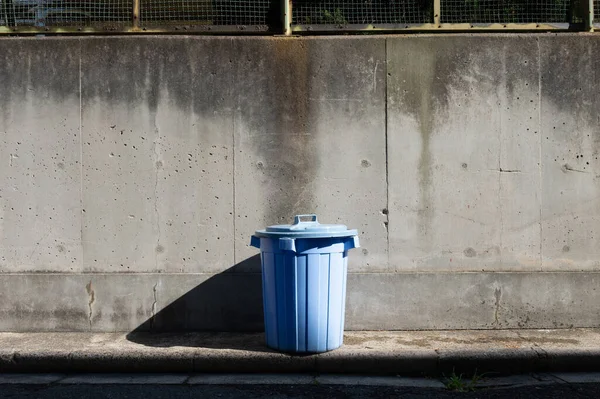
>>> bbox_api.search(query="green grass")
[444,370,483,392]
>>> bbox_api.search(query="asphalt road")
[1,383,600,399]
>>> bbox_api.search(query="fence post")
[133,0,140,30]
[586,0,594,31]
[434,0,441,26]
[1,0,16,27]
[283,0,291,35]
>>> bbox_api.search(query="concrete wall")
[0,34,599,332]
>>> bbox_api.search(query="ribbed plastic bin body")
[250,215,359,353]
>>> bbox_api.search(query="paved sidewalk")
[4,374,600,399]
[3,373,600,399]
[1,329,599,374]
[4,372,600,388]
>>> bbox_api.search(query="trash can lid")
[254,214,358,239]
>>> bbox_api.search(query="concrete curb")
[1,330,600,374]
[6,372,600,389]
[4,350,600,375]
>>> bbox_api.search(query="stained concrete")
[0,272,598,331]
[0,274,90,331]
[345,272,600,330]
[187,374,315,385]
[0,273,264,332]
[80,38,235,273]
[0,374,66,384]
[539,36,600,271]
[386,35,600,274]
[387,36,542,272]
[0,35,599,331]
[2,329,600,374]
[78,37,387,274]
[231,37,388,272]
[0,39,82,273]
[59,374,189,384]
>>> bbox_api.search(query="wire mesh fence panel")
[292,0,434,25]
[441,0,572,23]
[1,0,132,28]
[139,0,274,27]
[595,0,599,23]
[0,0,593,31]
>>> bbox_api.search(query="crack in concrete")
[490,168,522,173]
[531,344,549,359]
[384,38,390,271]
[442,211,486,227]
[27,230,51,262]
[562,164,588,174]
[231,108,236,265]
[85,280,95,331]
[150,281,158,330]
[79,38,84,273]
[497,49,505,268]
[493,287,502,327]
[548,373,570,384]
[516,331,550,361]
[152,282,158,317]
[153,136,161,271]
[537,38,543,272]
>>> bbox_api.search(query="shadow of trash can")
[250,214,360,353]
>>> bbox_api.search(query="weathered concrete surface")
[8,373,600,393]
[59,374,189,384]
[187,374,316,385]
[0,36,388,275]
[81,38,235,273]
[0,35,600,331]
[387,35,600,273]
[2,329,600,374]
[0,274,90,331]
[0,39,82,273]
[232,37,388,272]
[0,272,599,331]
[0,273,263,332]
[0,374,66,384]
[346,272,600,330]
[539,36,600,271]
[387,36,542,272]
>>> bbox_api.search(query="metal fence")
[0,0,596,34]
[291,0,432,25]
[441,0,571,23]
[140,0,273,29]
[292,0,588,32]
[1,0,132,30]
[0,0,275,32]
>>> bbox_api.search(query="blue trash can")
[250,214,359,353]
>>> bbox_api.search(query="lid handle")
[293,214,318,225]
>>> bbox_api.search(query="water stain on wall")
[234,38,319,224]
[388,38,451,238]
